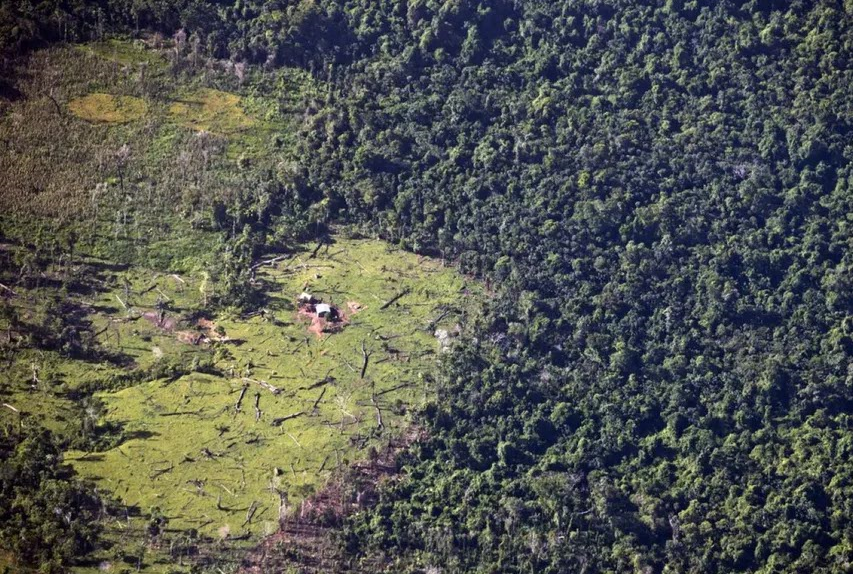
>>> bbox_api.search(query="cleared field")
[0,40,304,220]
[68,93,148,123]
[168,88,256,134]
[66,239,473,541]
[0,39,479,573]
[0,238,476,572]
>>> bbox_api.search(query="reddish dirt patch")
[297,306,326,338]
[141,311,178,331]
[141,311,209,345]
[175,330,206,345]
[239,428,424,573]
[346,301,364,314]
[297,304,351,338]
[197,317,229,341]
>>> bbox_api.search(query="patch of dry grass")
[168,89,255,134]
[68,93,148,124]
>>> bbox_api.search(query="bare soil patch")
[297,302,354,338]
[141,311,208,345]
[239,428,424,574]
[141,311,178,331]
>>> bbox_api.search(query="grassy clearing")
[65,239,475,547]
[68,93,148,123]
[0,38,471,572]
[168,88,255,134]
[0,40,302,221]
[0,237,483,572]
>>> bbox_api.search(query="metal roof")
[316,303,332,315]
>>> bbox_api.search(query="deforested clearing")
[68,93,148,124]
[1,237,479,571]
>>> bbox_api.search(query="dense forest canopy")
[1,0,852,572]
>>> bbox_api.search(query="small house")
[298,292,315,305]
[315,303,333,318]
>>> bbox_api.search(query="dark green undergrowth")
[0,426,105,573]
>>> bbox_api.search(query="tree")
[0,428,104,572]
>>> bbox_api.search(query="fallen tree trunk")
[235,385,248,412]
[360,340,371,379]
[243,500,259,527]
[271,411,305,426]
[243,377,281,395]
[380,287,411,310]
[159,410,203,417]
[371,382,384,430]
[303,374,334,391]
[149,463,174,479]
[251,254,292,270]
[311,388,327,413]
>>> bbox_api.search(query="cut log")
[302,373,334,391]
[234,385,248,412]
[380,287,411,310]
[360,340,371,379]
[149,463,173,479]
[242,377,281,395]
[159,410,203,417]
[376,382,414,396]
[155,287,172,302]
[427,307,453,330]
[271,411,305,426]
[250,254,291,270]
[311,387,327,413]
[243,500,259,527]
[371,382,384,430]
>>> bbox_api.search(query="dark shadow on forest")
[0,78,23,102]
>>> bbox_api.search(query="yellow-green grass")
[168,88,256,134]
[68,93,149,124]
[167,88,276,158]
[53,238,478,570]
